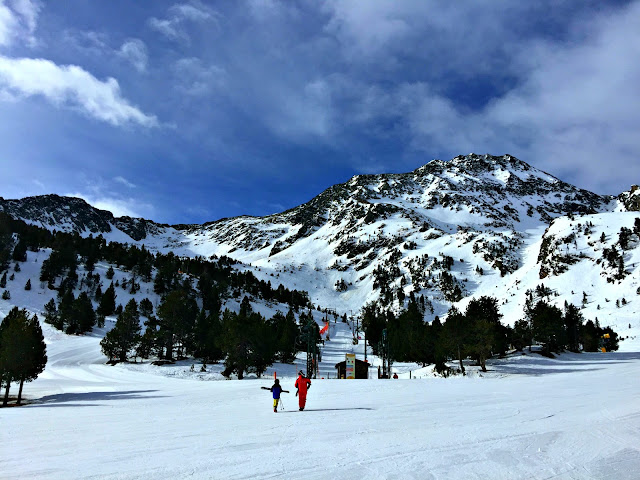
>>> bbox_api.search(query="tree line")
[99,294,304,379]
[0,212,311,314]
[362,287,619,375]
[0,212,317,381]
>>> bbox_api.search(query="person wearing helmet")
[263,378,289,412]
[294,371,311,411]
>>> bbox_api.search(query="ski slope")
[3,318,640,479]
[2,219,640,479]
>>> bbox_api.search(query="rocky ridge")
[2,154,637,321]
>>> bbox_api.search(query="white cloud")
[0,2,18,47]
[68,192,152,219]
[322,0,412,60]
[118,38,148,73]
[0,55,158,127]
[0,0,41,47]
[247,0,300,23]
[148,17,182,41]
[481,1,640,192]
[170,2,214,22]
[113,176,136,188]
[148,1,219,42]
[62,30,109,56]
[61,32,148,74]
[317,1,640,194]
[174,57,226,95]
[9,0,40,34]
[257,77,334,142]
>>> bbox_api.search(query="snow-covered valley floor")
[4,340,640,479]
[2,250,639,479]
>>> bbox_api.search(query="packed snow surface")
[3,323,640,479]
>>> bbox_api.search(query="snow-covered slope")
[3,154,639,333]
[2,155,640,479]
[3,249,639,478]
[4,340,640,479]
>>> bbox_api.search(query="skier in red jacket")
[295,370,311,411]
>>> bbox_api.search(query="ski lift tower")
[300,317,320,379]
[379,328,391,378]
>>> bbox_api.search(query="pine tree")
[387,299,424,364]
[97,283,116,317]
[129,277,139,294]
[100,299,141,363]
[219,309,249,379]
[193,308,223,363]
[464,296,502,371]
[619,227,632,250]
[617,257,625,280]
[12,239,27,262]
[443,305,468,373]
[106,266,115,280]
[0,308,47,406]
[563,303,584,352]
[74,292,96,334]
[156,289,198,361]
[217,297,280,379]
[247,311,277,378]
[528,300,564,355]
[580,320,599,351]
[2,290,10,300]
[512,318,532,351]
[361,301,386,352]
[57,289,75,333]
[24,279,31,291]
[0,272,6,289]
[429,317,449,374]
[43,298,61,329]
[136,326,156,361]
[139,298,154,318]
[17,313,47,405]
[270,310,300,364]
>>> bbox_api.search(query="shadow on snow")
[28,390,165,407]
[280,407,374,413]
[487,351,640,376]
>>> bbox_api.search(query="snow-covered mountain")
[3,156,640,480]
[2,154,639,332]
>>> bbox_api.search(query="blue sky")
[1,0,639,224]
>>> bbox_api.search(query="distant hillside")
[2,154,639,342]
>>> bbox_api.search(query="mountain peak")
[0,154,631,321]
